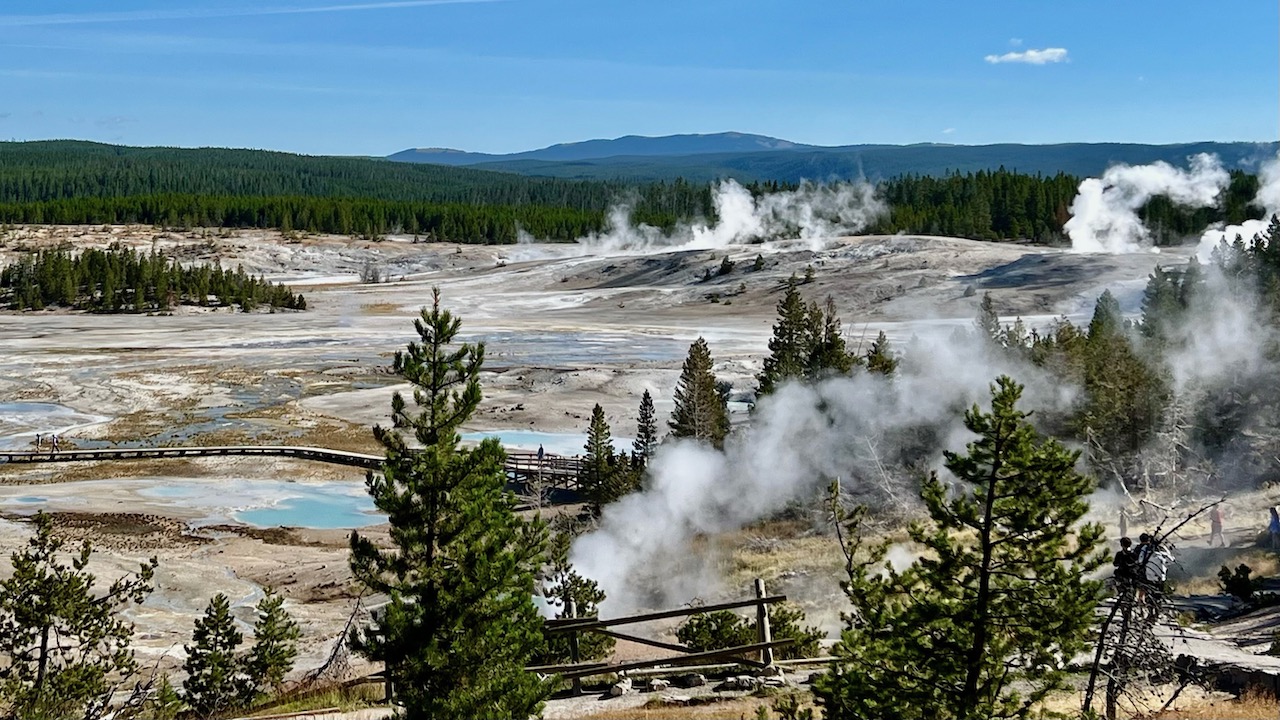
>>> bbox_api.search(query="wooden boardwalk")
[0,445,584,491]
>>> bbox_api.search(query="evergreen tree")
[864,331,898,376]
[976,292,1001,344]
[1081,291,1169,458]
[538,531,614,664]
[245,589,300,697]
[1139,266,1182,346]
[632,389,658,463]
[581,404,616,513]
[806,296,856,378]
[817,377,1105,720]
[348,288,549,720]
[0,512,157,720]
[670,337,729,449]
[757,282,812,396]
[183,594,249,718]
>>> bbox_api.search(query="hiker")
[33,433,41,451]
[537,444,545,464]
[1139,534,1173,622]
[50,434,59,453]
[1112,537,1138,590]
[1269,507,1280,550]
[1209,505,1226,547]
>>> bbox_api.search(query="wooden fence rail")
[0,445,585,491]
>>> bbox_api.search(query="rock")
[805,672,823,685]
[609,677,633,696]
[675,673,706,688]
[647,678,670,692]
[722,675,762,691]
[759,665,785,677]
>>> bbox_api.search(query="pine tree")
[806,296,856,378]
[757,281,812,397]
[538,531,614,664]
[864,331,898,376]
[1139,266,1182,346]
[348,288,549,720]
[0,512,157,720]
[817,377,1105,720]
[245,589,300,697]
[1081,291,1168,458]
[632,389,658,463]
[976,292,1001,344]
[582,403,616,513]
[670,337,729,449]
[183,594,249,718]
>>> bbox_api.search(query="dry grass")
[96,410,178,442]
[243,683,385,717]
[728,535,845,589]
[361,302,402,315]
[1,458,208,485]
[1173,549,1280,595]
[1149,690,1280,719]
[575,697,766,720]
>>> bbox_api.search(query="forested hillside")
[0,142,1266,245]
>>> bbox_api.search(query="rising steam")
[1194,155,1280,261]
[570,329,1074,614]
[1066,154,1229,254]
[521,179,886,257]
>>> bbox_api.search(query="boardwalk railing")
[0,445,585,488]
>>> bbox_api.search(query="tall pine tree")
[817,377,1105,720]
[349,288,549,720]
[670,337,729,449]
[632,389,658,463]
[757,281,812,396]
[581,403,617,513]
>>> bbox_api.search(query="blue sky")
[0,1,1275,155]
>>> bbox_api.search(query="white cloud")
[984,47,1069,65]
[1009,38,1023,47]
[942,127,956,135]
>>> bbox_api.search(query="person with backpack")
[1112,537,1138,591]
[1138,533,1173,623]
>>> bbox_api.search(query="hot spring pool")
[462,429,632,456]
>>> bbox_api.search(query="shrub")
[675,603,823,661]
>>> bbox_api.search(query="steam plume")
[1194,155,1280,262]
[570,330,1073,614]
[522,179,886,257]
[1067,154,1229,254]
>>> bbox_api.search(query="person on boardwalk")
[50,434,59,453]
[1138,533,1173,622]
[1112,537,1138,589]
[1269,507,1280,549]
[34,433,42,451]
[1209,505,1226,547]
[537,444,545,464]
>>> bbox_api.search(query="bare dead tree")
[302,596,366,689]
[1083,499,1221,719]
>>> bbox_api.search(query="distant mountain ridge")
[387,133,1279,183]
[388,132,813,166]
